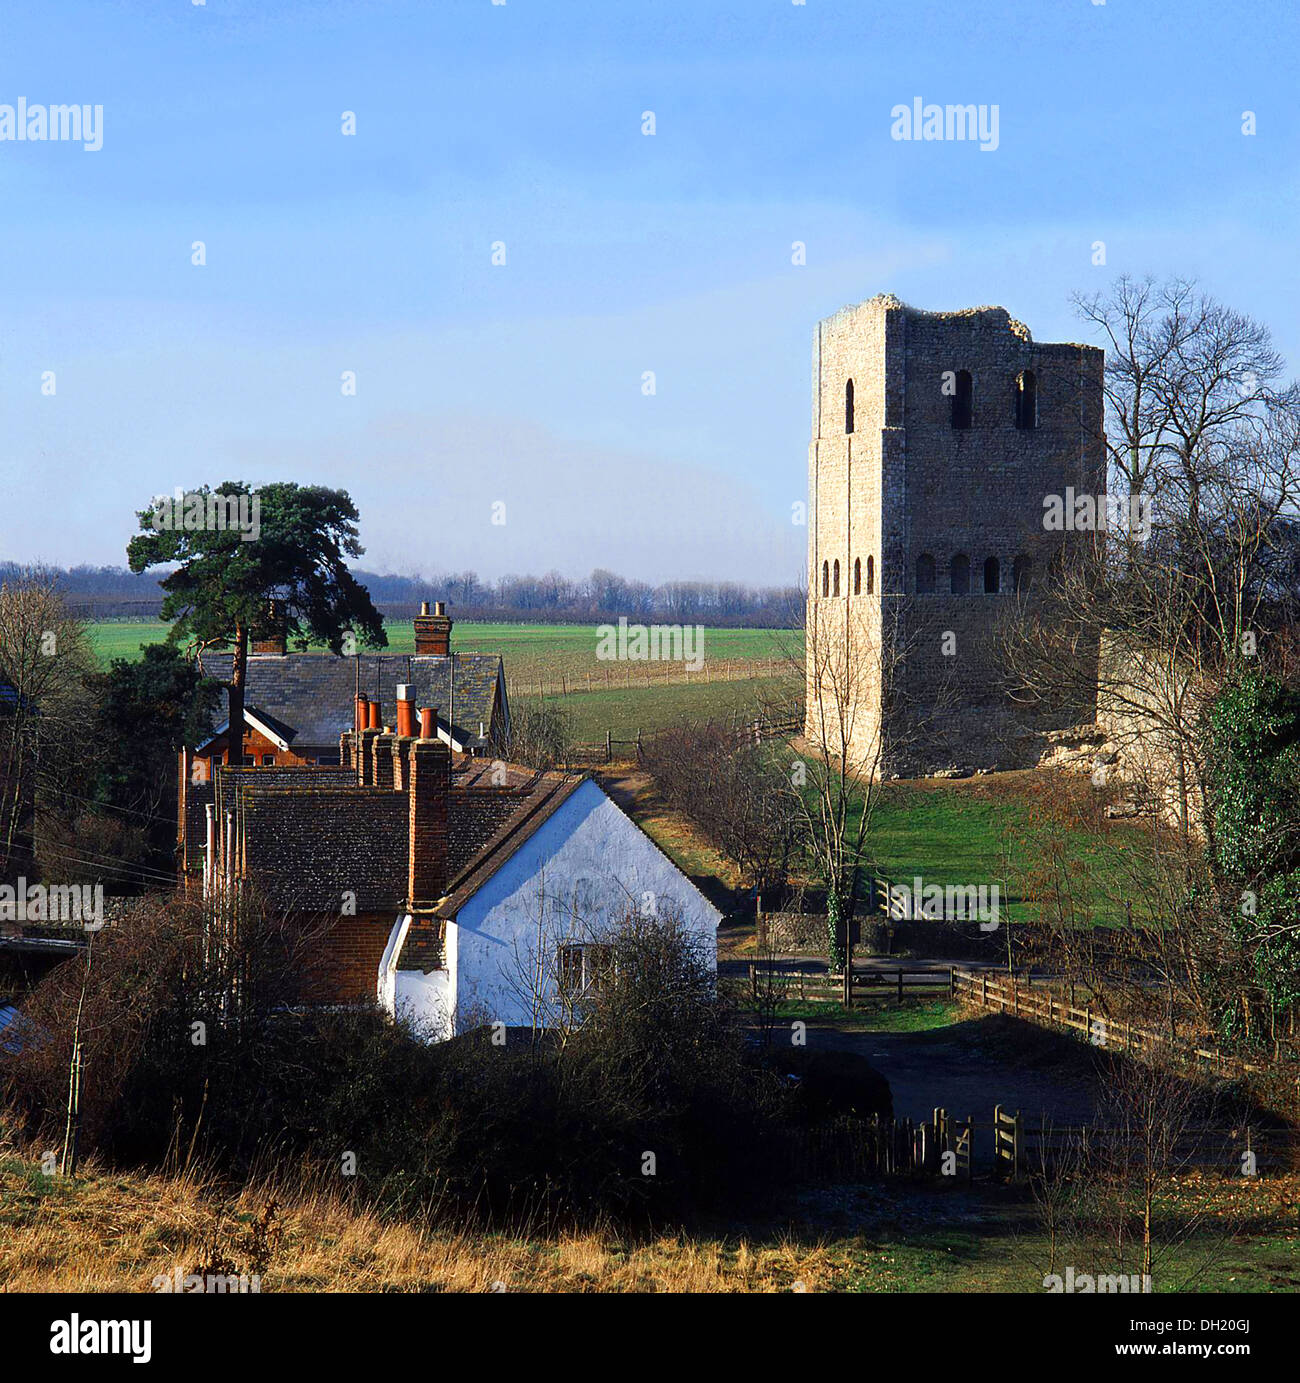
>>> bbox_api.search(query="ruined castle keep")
[805,295,1105,768]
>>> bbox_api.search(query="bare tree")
[0,569,99,883]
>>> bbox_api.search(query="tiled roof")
[432,771,587,920]
[197,652,506,750]
[220,760,586,945]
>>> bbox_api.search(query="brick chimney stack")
[413,600,453,657]
[408,707,450,904]
[251,598,288,656]
[357,717,380,785]
[395,684,416,739]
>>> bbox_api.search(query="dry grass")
[0,1152,830,1294]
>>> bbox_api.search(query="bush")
[3,901,797,1229]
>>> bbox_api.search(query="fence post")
[1013,974,1020,1017]
[605,729,611,763]
[981,972,987,1008]
[949,967,955,999]
[897,968,904,1005]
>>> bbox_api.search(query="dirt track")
[779,1012,1105,1127]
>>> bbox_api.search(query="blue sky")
[2,0,1298,585]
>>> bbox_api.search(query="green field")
[517,676,791,742]
[86,619,801,681]
[87,620,804,746]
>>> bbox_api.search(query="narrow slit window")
[832,559,841,597]
[821,561,829,597]
[845,379,855,434]
[1015,370,1037,430]
[984,556,999,594]
[853,557,861,594]
[951,553,971,595]
[951,370,973,429]
[866,555,875,594]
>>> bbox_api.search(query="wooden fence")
[782,1104,1298,1183]
[952,968,1266,1078]
[746,961,957,1006]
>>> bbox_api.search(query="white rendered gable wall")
[385,779,720,1040]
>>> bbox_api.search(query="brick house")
[182,691,719,1039]
[188,602,509,775]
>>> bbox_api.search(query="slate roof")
[197,652,507,751]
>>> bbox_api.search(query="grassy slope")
[4,1144,1294,1293]
[863,773,1157,927]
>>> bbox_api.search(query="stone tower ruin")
[805,295,1106,770]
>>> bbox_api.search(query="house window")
[1013,554,1032,593]
[853,557,861,595]
[316,752,341,766]
[821,561,830,597]
[951,370,973,429]
[558,942,614,997]
[984,556,999,594]
[951,553,971,595]
[261,754,275,766]
[845,378,855,434]
[916,553,936,594]
[832,560,840,596]
[1015,370,1037,430]
[866,555,875,594]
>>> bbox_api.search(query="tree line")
[14,562,804,629]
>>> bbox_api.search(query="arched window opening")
[845,379,855,434]
[832,559,841,597]
[916,553,936,595]
[821,561,829,597]
[984,556,999,594]
[950,553,971,595]
[951,370,973,429]
[853,557,861,595]
[1015,370,1037,430]
[866,555,875,594]
[1013,554,1032,593]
